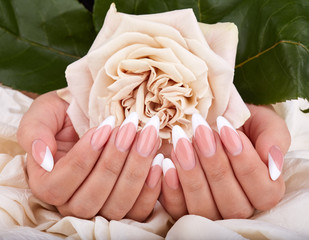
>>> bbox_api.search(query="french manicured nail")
[172,125,195,170]
[162,158,179,190]
[91,116,115,151]
[192,113,216,157]
[115,112,139,152]
[137,116,160,157]
[217,116,243,156]
[268,145,284,181]
[32,139,54,172]
[146,153,164,188]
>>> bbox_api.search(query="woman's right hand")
[159,105,291,221]
[17,91,162,221]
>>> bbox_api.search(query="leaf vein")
[0,25,79,59]
[235,40,309,68]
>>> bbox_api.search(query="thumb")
[244,104,291,180]
[17,92,67,171]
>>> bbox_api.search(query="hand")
[159,104,291,220]
[17,91,161,221]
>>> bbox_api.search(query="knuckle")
[237,164,259,179]
[102,159,122,178]
[100,206,126,221]
[70,156,91,173]
[42,185,66,206]
[208,166,230,183]
[31,183,66,206]
[223,206,254,219]
[125,168,145,185]
[254,183,285,211]
[68,201,97,219]
[183,180,204,194]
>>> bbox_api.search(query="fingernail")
[146,153,164,188]
[217,116,243,156]
[32,139,54,172]
[91,116,115,151]
[136,116,160,157]
[192,113,216,157]
[162,158,179,190]
[115,112,139,152]
[268,145,284,181]
[172,125,195,170]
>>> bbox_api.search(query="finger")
[27,117,115,206]
[99,116,160,220]
[18,91,68,171]
[58,112,138,218]
[171,126,221,220]
[159,158,187,220]
[192,113,254,219]
[244,104,291,180]
[217,116,285,211]
[125,153,164,222]
[56,118,122,218]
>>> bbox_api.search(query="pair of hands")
[17,91,291,221]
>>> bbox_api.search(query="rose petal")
[128,46,181,63]
[187,38,234,124]
[221,85,251,130]
[65,57,92,119]
[199,22,239,68]
[137,7,206,44]
[87,32,159,80]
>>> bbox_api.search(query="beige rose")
[59,4,250,140]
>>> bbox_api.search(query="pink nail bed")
[172,125,195,171]
[162,158,179,190]
[192,113,216,157]
[91,116,115,151]
[146,153,164,188]
[32,139,54,172]
[217,116,242,156]
[136,116,160,157]
[115,112,139,152]
[268,145,284,181]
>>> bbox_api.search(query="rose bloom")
[59,4,250,140]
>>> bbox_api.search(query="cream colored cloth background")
[0,85,309,239]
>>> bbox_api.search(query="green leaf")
[93,0,309,104]
[0,0,96,94]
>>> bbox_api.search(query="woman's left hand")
[159,104,291,220]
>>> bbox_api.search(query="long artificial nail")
[192,113,216,157]
[115,112,139,152]
[217,116,243,156]
[268,145,284,181]
[162,158,179,190]
[32,139,54,172]
[91,116,115,151]
[146,153,164,188]
[172,125,195,170]
[136,116,160,157]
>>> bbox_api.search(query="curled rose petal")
[59,3,250,140]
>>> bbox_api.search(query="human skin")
[17,91,291,221]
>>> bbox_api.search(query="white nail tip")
[98,115,115,130]
[152,153,164,167]
[40,146,54,172]
[216,116,238,135]
[142,115,160,136]
[172,125,189,152]
[162,158,176,176]
[192,113,211,136]
[268,153,281,181]
[121,112,139,130]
